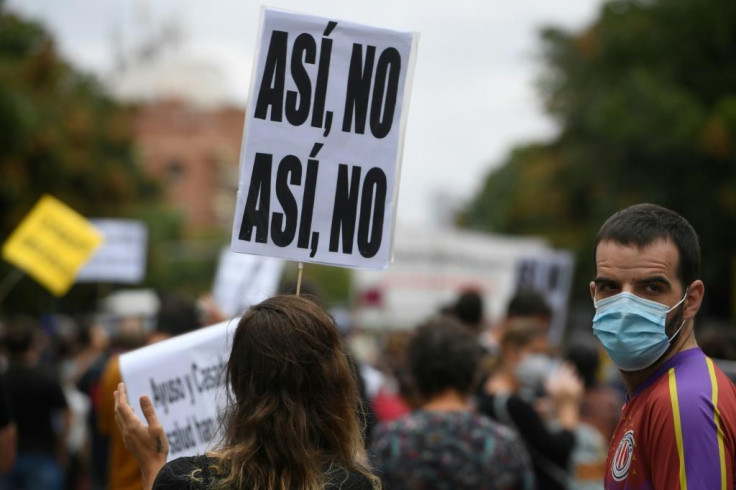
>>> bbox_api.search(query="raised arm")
[113,382,169,490]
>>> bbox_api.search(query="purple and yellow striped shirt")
[605,348,736,489]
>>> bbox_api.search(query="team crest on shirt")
[612,430,635,481]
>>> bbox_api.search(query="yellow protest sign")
[2,195,103,296]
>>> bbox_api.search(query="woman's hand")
[114,382,168,490]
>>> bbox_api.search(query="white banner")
[515,251,575,344]
[76,219,147,284]
[119,321,235,460]
[212,249,284,317]
[231,8,418,269]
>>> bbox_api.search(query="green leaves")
[462,0,736,318]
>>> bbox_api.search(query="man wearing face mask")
[591,203,736,489]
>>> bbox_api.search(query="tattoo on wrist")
[156,437,163,453]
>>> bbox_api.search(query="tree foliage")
[0,6,165,314]
[460,0,736,318]
[0,7,159,234]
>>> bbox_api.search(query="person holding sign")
[114,295,379,490]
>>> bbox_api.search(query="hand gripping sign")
[119,321,235,460]
[231,8,418,269]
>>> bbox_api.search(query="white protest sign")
[212,249,284,317]
[119,321,235,460]
[515,251,575,344]
[231,8,418,269]
[76,220,147,283]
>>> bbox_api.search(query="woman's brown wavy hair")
[210,295,378,489]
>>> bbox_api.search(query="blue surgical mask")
[592,291,687,371]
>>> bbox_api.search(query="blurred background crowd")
[0,285,614,489]
[1,283,734,489]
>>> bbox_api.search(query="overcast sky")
[7,0,605,226]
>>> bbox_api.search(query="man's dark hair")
[564,342,600,389]
[500,318,548,351]
[595,203,700,287]
[2,316,39,356]
[506,288,552,319]
[449,290,483,329]
[408,317,482,399]
[156,293,201,337]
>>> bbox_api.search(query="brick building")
[133,99,245,230]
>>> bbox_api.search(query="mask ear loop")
[666,288,689,314]
[666,287,689,344]
[667,319,687,344]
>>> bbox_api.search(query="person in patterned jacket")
[370,316,534,490]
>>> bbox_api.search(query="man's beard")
[659,302,687,365]
[665,302,686,340]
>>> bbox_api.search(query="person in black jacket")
[0,316,69,490]
[477,319,583,490]
[0,375,16,473]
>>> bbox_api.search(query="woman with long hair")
[114,295,379,490]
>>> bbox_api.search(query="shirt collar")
[629,347,703,399]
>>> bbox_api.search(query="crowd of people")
[0,281,621,489]
[1,203,736,489]
[0,293,208,490]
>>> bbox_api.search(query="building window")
[166,159,185,184]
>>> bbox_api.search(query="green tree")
[0,5,165,314]
[460,0,736,318]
